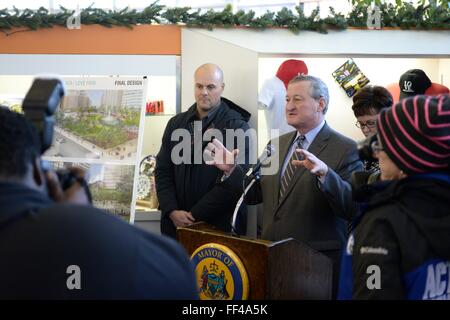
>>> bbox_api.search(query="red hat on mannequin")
[276,59,309,89]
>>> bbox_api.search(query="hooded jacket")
[156,97,251,238]
[339,173,450,299]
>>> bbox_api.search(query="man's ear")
[32,157,45,187]
[317,97,326,113]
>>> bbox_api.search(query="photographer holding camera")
[339,94,450,300]
[0,79,198,299]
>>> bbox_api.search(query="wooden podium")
[177,222,332,300]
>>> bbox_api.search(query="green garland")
[0,0,448,36]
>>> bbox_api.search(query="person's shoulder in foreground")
[0,106,198,300]
[0,202,199,300]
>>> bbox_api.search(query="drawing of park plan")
[45,77,146,164]
[51,161,135,222]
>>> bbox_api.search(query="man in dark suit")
[205,75,363,297]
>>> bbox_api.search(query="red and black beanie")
[377,94,450,175]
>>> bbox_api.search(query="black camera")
[22,78,92,202]
[357,134,378,164]
[22,78,64,153]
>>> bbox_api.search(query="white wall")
[258,57,448,149]
[0,54,177,76]
[141,75,178,158]
[0,75,34,96]
[141,115,172,157]
[439,59,450,87]
[146,76,177,115]
[191,29,450,56]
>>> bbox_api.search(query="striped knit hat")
[377,94,450,175]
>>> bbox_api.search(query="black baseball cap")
[399,69,432,100]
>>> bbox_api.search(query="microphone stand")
[229,143,274,236]
[230,172,259,236]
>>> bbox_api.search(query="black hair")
[0,106,41,179]
[352,85,393,117]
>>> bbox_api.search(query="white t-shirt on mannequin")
[258,76,295,139]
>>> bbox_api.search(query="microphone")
[245,144,275,178]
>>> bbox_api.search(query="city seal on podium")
[191,243,249,300]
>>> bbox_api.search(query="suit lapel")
[307,122,331,157]
[275,123,331,211]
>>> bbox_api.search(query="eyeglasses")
[371,140,384,153]
[355,120,377,129]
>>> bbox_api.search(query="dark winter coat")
[156,97,251,238]
[338,173,450,300]
[0,182,198,299]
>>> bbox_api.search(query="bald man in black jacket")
[156,63,251,238]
